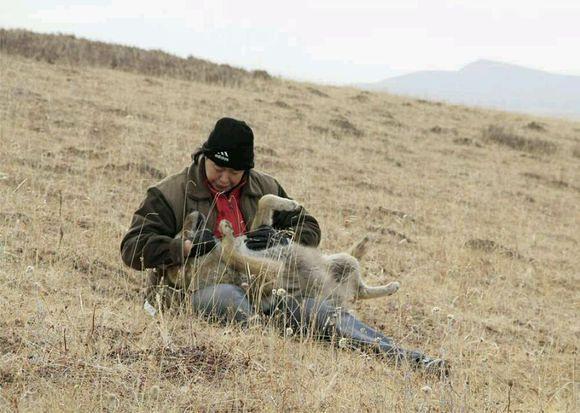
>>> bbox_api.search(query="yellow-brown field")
[0,49,578,411]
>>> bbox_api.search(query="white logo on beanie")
[214,151,229,162]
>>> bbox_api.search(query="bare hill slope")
[0,39,579,411]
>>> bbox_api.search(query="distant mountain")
[358,60,580,117]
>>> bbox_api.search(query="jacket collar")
[186,158,261,200]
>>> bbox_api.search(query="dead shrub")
[465,238,530,261]
[482,125,558,155]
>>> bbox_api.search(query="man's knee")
[191,284,252,322]
[282,297,337,334]
[301,297,336,320]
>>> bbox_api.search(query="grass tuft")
[482,125,558,155]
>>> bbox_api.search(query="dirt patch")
[384,228,413,243]
[16,158,81,175]
[376,207,416,223]
[70,253,127,278]
[521,172,580,192]
[143,77,163,86]
[515,191,536,203]
[0,212,31,224]
[416,99,442,106]
[330,116,364,137]
[255,146,279,157]
[107,344,145,364]
[157,345,235,381]
[62,146,104,160]
[350,93,370,103]
[273,100,291,109]
[52,118,77,129]
[91,325,135,343]
[0,369,15,386]
[308,125,332,136]
[0,332,23,354]
[453,137,482,147]
[258,158,293,171]
[465,238,530,261]
[381,119,404,128]
[306,87,329,98]
[428,126,456,135]
[366,225,413,243]
[97,162,165,180]
[107,344,236,382]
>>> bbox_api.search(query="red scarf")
[206,179,247,238]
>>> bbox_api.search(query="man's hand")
[184,229,216,258]
[245,225,290,251]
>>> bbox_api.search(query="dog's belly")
[178,255,250,292]
[253,245,328,298]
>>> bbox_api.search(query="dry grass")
[1,36,579,411]
[0,28,273,88]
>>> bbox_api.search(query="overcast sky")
[2,1,580,84]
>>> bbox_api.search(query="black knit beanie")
[201,118,254,170]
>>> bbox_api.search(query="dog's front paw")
[219,219,234,237]
[286,199,300,211]
[260,194,300,212]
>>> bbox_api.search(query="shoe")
[413,353,450,377]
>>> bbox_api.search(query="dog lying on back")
[166,195,400,307]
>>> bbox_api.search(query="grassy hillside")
[1,34,579,411]
[0,29,272,87]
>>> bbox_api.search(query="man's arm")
[120,188,185,270]
[272,184,321,247]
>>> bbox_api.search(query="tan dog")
[167,195,399,307]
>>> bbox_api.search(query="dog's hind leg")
[347,236,370,260]
[327,252,399,301]
[356,279,400,300]
[251,194,300,230]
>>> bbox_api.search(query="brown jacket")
[120,158,321,271]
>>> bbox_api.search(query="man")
[120,117,448,375]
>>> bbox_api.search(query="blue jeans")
[191,284,448,374]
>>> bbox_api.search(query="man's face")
[204,158,245,192]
